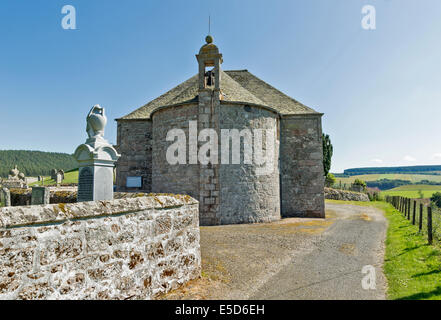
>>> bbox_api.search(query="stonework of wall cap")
[0,194,199,228]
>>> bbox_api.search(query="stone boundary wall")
[0,194,201,300]
[324,187,370,202]
[8,189,156,207]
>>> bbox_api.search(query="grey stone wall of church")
[218,104,281,224]
[151,104,200,201]
[115,120,152,192]
[280,115,325,218]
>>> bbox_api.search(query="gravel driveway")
[159,202,388,300]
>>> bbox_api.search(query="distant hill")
[343,165,441,176]
[0,150,78,178]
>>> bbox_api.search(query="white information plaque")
[126,176,142,188]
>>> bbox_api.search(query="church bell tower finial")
[196,35,223,91]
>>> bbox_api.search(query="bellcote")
[196,35,223,90]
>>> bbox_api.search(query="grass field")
[326,200,441,300]
[335,173,441,185]
[29,169,79,186]
[382,202,441,300]
[381,184,441,198]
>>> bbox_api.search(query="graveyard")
[0,105,202,300]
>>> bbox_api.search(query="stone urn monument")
[74,105,120,202]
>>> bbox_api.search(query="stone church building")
[116,36,325,225]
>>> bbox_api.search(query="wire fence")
[385,196,441,245]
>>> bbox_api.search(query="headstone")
[74,105,120,202]
[50,169,57,180]
[31,186,50,205]
[0,188,11,207]
[55,172,63,185]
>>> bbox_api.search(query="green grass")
[383,202,441,300]
[29,169,79,186]
[381,184,441,198]
[326,199,441,300]
[336,173,441,185]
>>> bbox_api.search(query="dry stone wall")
[0,194,200,300]
[324,187,370,202]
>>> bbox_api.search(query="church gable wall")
[280,115,325,218]
[116,120,152,192]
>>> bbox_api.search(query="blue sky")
[0,0,440,172]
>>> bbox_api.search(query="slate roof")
[118,70,319,120]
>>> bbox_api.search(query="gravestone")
[55,172,63,185]
[74,105,120,202]
[31,186,50,205]
[0,188,11,207]
[50,169,58,180]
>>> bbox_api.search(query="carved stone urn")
[86,104,107,140]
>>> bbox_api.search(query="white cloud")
[432,153,441,160]
[371,158,383,164]
[403,155,416,162]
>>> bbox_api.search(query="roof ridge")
[228,70,304,106]
[118,68,320,120]
[226,70,318,114]
[220,71,266,106]
[224,69,248,72]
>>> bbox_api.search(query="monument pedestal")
[74,137,120,202]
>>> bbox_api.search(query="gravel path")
[160,202,388,300]
[251,203,388,299]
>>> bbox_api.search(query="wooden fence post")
[412,200,416,225]
[400,197,403,213]
[406,198,409,217]
[428,206,433,245]
[402,197,405,213]
[403,197,406,213]
[419,203,423,232]
[408,198,411,220]
[405,198,409,219]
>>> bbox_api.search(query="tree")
[322,133,333,176]
[325,173,336,187]
[353,178,367,191]
[431,192,441,208]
